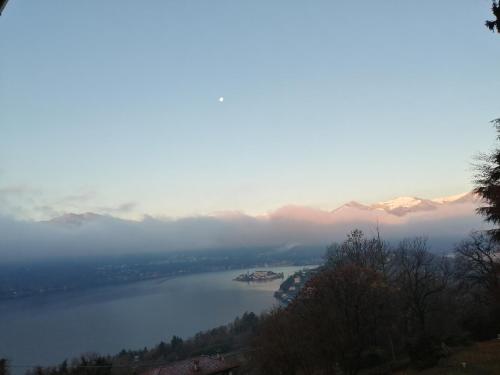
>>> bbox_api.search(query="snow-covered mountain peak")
[432,192,475,204]
[374,197,424,210]
[370,197,439,216]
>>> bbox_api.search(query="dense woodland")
[251,230,500,374]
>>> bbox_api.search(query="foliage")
[26,356,113,375]
[0,359,9,375]
[29,312,260,375]
[394,340,500,375]
[486,1,500,33]
[23,230,500,375]
[474,119,500,241]
[455,232,500,299]
[251,230,500,375]
[454,232,500,339]
[325,229,391,275]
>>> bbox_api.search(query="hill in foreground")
[393,340,500,375]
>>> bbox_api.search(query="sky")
[1,0,499,221]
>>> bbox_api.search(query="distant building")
[141,355,239,375]
[274,267,319,305]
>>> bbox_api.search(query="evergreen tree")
[0,359,9,375]
[474,119,500,241]
[170,336,183,351]
[486,1,500,33]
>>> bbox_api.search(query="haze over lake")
[0,266,307,372]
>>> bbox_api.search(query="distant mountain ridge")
[367,192,477,216]
[1,191,485,260]
[45,192,480,226]
[263,192,480,227]
[46,212,106,227]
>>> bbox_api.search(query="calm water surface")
[0,266,307,371]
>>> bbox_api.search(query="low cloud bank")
[0,198,487,261]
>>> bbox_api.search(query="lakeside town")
[274,268,318,305]
[233,267,319,305]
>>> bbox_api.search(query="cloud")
[57,191,97,205]
[97,202,137,215]
[0,197,487,261]
[0,185,138,221]
[0,185,36,195]
[0,184,43,219]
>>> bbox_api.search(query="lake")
[0,266,308,372]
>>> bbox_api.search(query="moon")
[218,97,224,103]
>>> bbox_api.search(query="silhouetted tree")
[28,356,113,375]
[325,229,392,276]
[455,232,500,298]
[454,232,500,338]
[474,119,500,241]
[393,238,450,336]
[486,1,500,33]
[0,359,9,375]
[253,264,397,375]
[252,308,302,375]
[392,238,454,368]
[170,336,183,351]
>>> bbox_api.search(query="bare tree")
[455,232,500,303]
[453,232,500,339]
[325,229,392,277]
[253,263,396,375]
[393,238,450,336]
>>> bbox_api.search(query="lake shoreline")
[0,262,317,303]
[0,266,310,373]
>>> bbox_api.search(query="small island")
[233,270,284,282]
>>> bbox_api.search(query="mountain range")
[0,191,486,260]
[48,192,479,227]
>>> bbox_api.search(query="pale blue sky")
[1,1,499,219]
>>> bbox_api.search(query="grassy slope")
[395,340,500,375]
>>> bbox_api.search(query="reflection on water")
[0,266,308,371]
